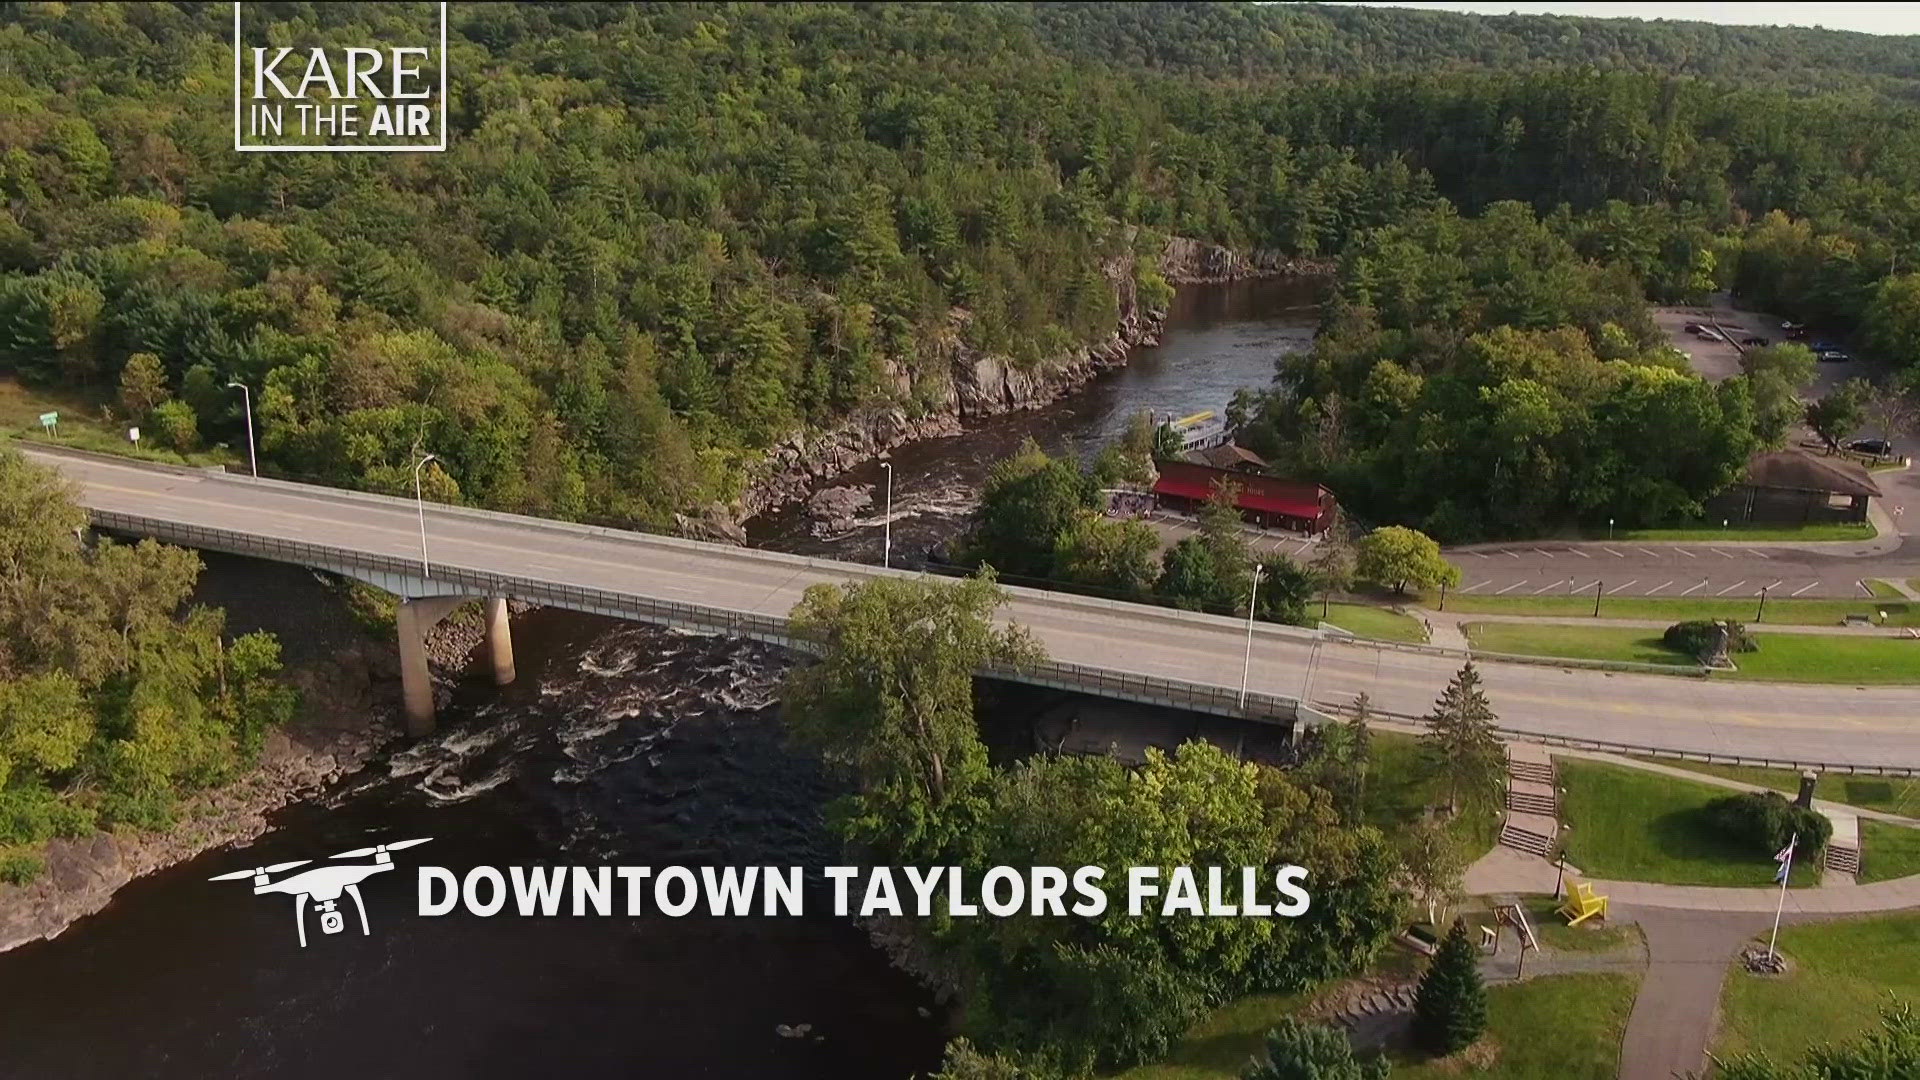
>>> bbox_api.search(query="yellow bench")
[1556,880,1610,926]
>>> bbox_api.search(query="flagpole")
[1767,835,1795,962]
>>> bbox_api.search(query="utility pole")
[413,453,438,578]
[1238,563,1264,710]
[1756,584,1769,623]
[227,382,257,477]
[1593,580,1603,618]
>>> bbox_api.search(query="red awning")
[1152,469,1324,520]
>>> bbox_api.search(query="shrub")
[1412,919,1486,1055]
[1706,790,1831,855]
[0,850,43,885]
[150,398,199,451]
[1662,619,1758,660]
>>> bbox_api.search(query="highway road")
[26,446,1920,769]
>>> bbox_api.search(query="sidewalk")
[1417,607,1919,640]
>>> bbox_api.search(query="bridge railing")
[90,511,1323,727]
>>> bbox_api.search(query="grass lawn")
[1624,758,1920,817]
[1518,897,1645,956]
[1857,820,1920,884]
[1464,623,1693,667]
[1367,731,1503,860]
[1430,592,1920,628]
[1113,991,1313,1080]
[1573,522,1876,542]
[1717,912,1920,1065]
[1558,760,1819,887]
[1867,579,1907,599]
[0,378,233,468]
[1319,602,1426,643]
[1463,623,1920,684]
[1391,973,1639,1080]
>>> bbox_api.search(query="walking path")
[1457,743,1920,1078]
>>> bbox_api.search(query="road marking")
[1744,548,1771,558]
[1537,549,1556,558]
[1715,580,1749,596]
[1503,550,1523,560]
[1637,548,1661,558]
[1679,580,1708,595]
[1601,547,1625,558]
[1531,580,1566,594]
[1569,548,1592,559]
[1460,581,1489,593]
[1675,548,1697,558]
[1646,580,1674,594]
[1495,580,1530,595]
[1791,582,1819,597]
[1763,579,1783,591]
[1466,551,1489,559]
[1713,548,1738,559]
[1573,580,1601,593]
[1605,580,1638,595]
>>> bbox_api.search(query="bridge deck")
[24,444,1920,769]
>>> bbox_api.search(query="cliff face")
[736,236,1312,522]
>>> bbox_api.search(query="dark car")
[1818,349,1853,363]
[1847,438,1894,457]
[1741,336,1769,347]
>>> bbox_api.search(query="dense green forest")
[3,2,1919,536]
[0,449,297,883]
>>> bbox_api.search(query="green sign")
[38,412,57,430]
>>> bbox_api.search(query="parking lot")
[1452,542,1910,599]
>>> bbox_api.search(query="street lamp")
[1238,563,1264,710]
[880,460,893,570]
[227,382,257,477]
[1607,517,1614,542]
[413,453,438,578]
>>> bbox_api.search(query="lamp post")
[1756,584,1770,623]
[1238,563,1264,710]
[880,460,893,570]
[413,453,438,578]
[227,382,257,477]
[1607,517,1614,542]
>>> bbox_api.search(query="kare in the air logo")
[232,1,448,152]
[210,838,432,947]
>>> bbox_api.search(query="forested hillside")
[3,2,1919,534]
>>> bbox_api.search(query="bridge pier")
[396,596,466,736]
[484,597,515,686]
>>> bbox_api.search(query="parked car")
[1818,349,1853,363]
[1847,438,1894,457]
[1741,336,1769,347]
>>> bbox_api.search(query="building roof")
[1743,450,1882,498]
[1152,460,1328,520]
[1185,443,1269,471]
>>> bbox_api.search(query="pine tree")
[1243,1017,1391,1080]
[1412,920,1486,1056]
[1422,661,1505,814]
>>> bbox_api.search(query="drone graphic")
[210,838,432,947]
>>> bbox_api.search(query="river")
[0,277,1320,1080]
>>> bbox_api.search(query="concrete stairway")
[1498,744,1560,858]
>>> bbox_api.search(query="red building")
[1150,460,1337,534]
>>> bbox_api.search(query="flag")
[1773,835,1797,884]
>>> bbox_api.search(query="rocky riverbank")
[737,237,1330,522]
[0,560,500,954]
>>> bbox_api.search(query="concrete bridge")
[23,445,1920,769]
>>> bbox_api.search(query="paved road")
[28,447,1920,768]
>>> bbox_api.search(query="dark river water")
[0,278,1319,1080]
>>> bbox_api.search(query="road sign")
[38,411,57,432]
